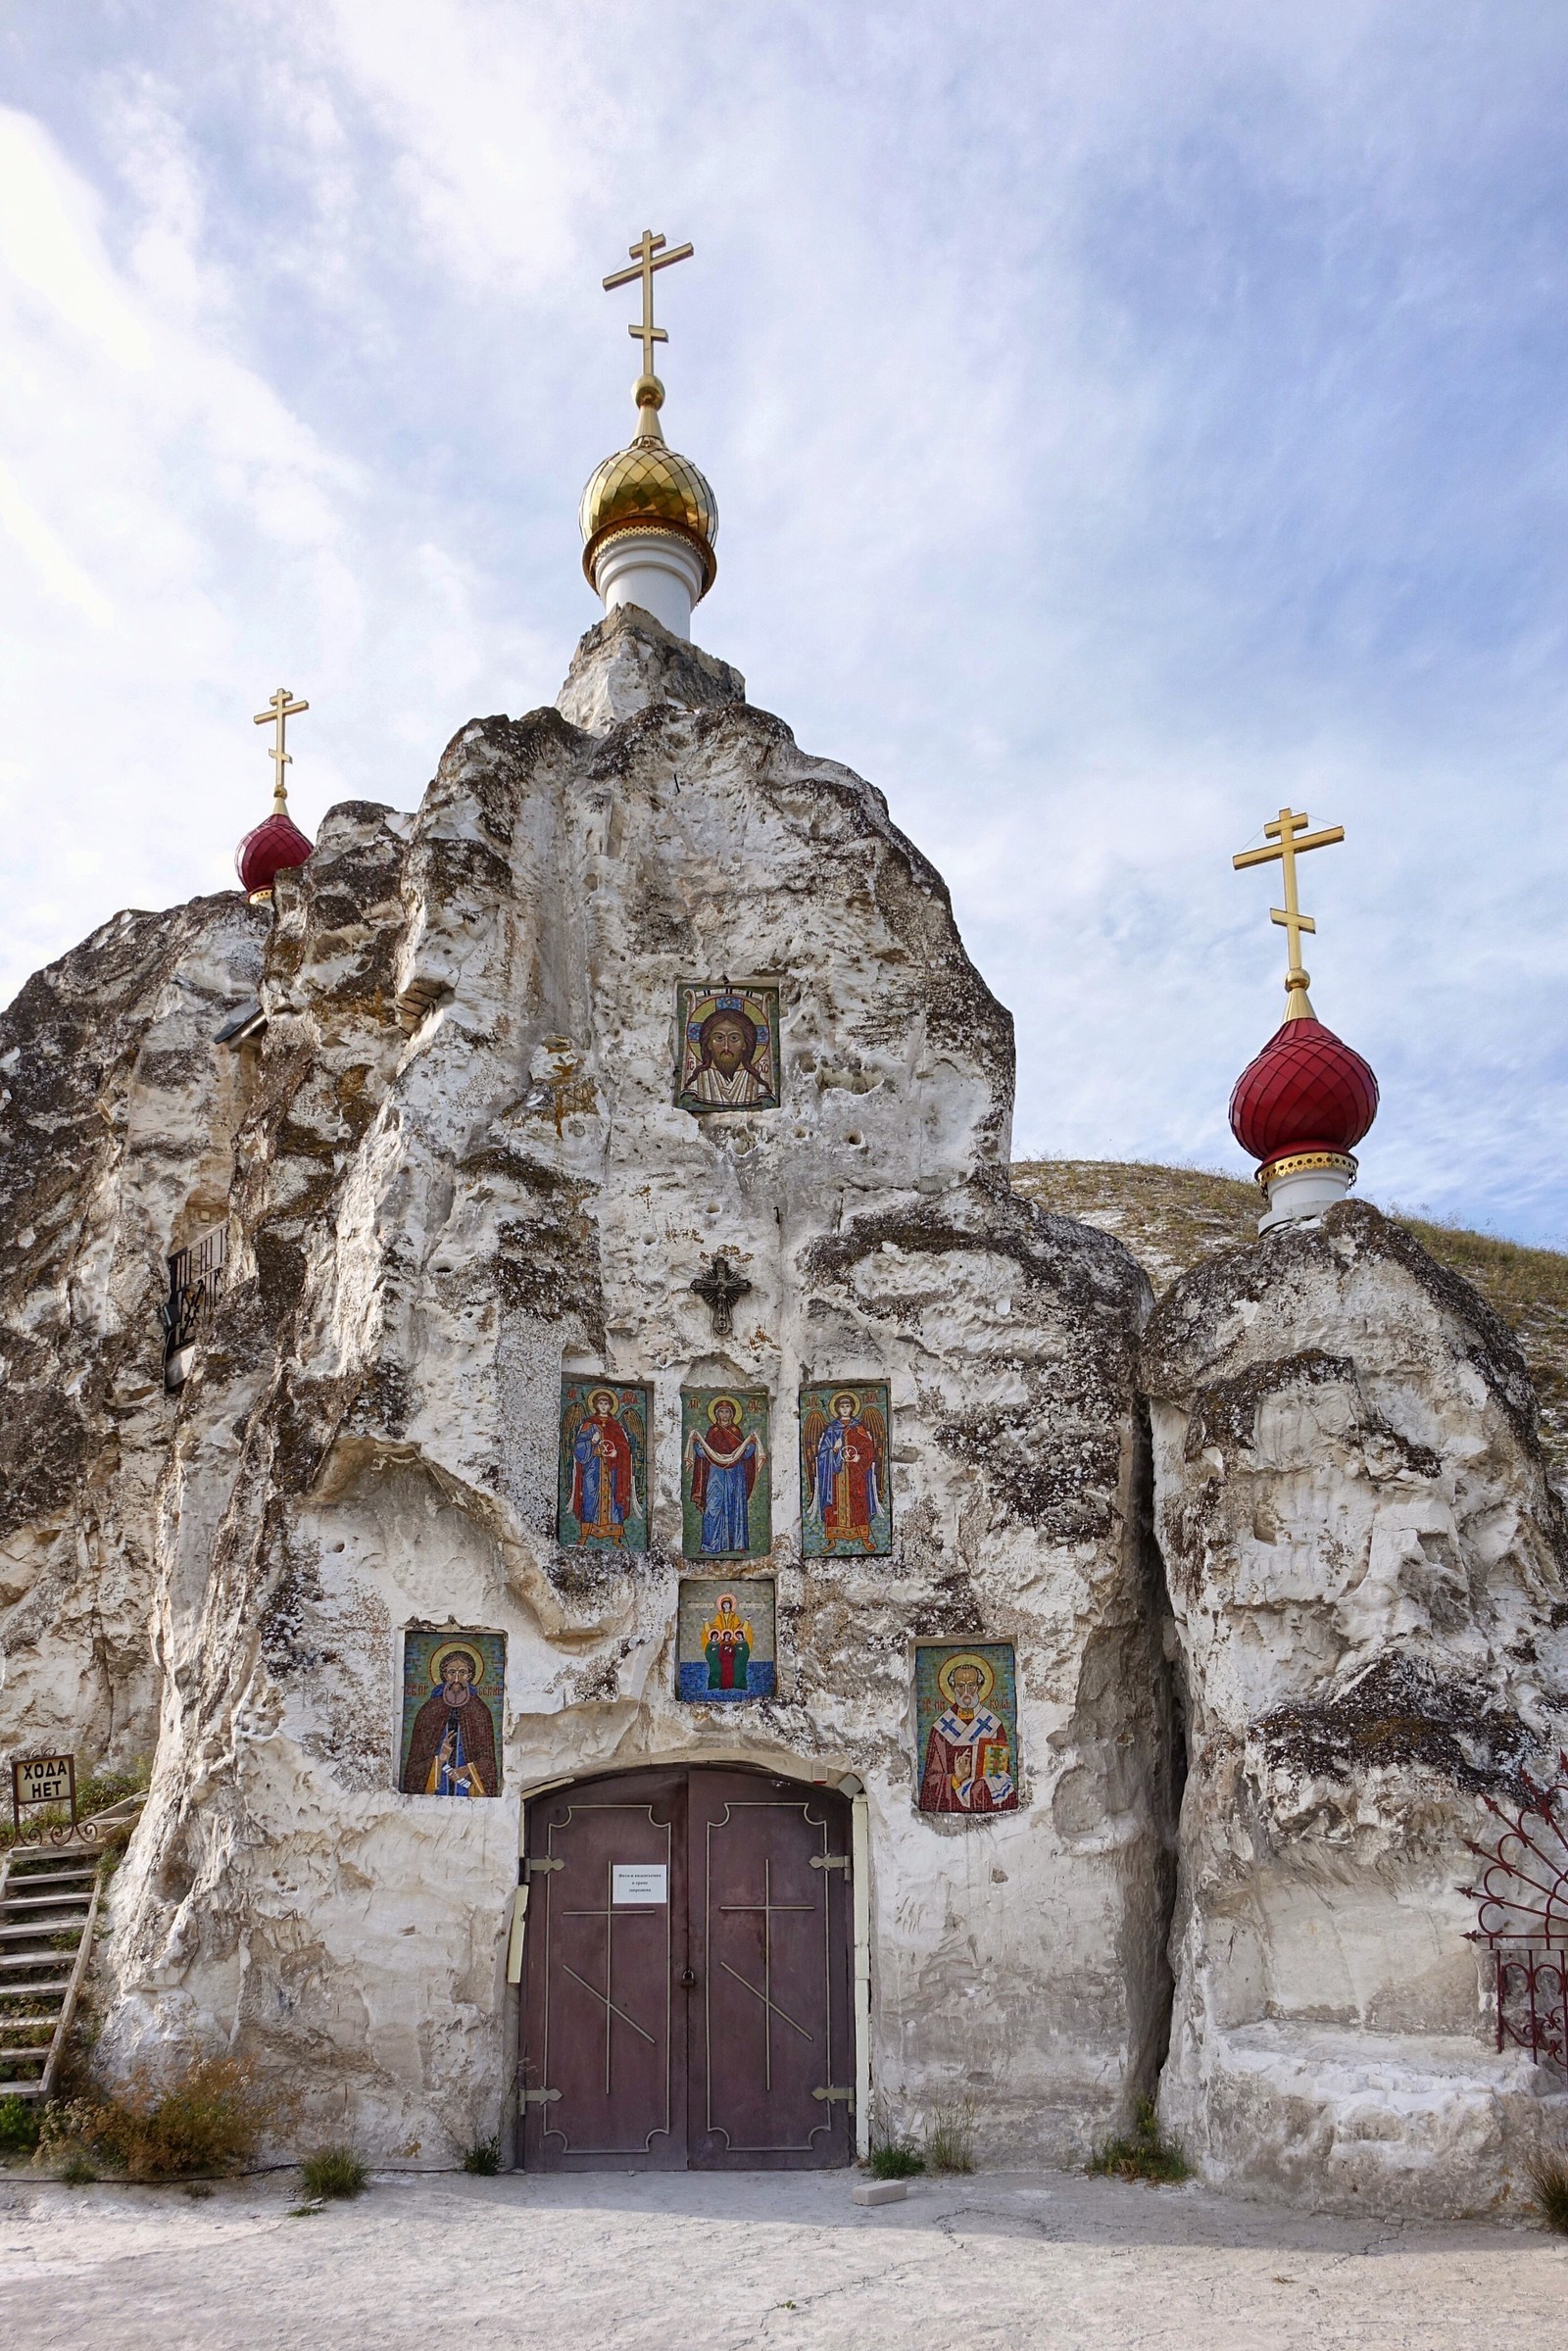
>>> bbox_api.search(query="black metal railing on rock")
[162,1228,225,1382]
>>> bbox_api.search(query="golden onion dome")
[579,376,717,599]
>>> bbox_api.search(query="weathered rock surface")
[4,607,1566,2212]
[4,608,1167,2166]
[0,897,265,1773]
[1143,1200,1568,2213]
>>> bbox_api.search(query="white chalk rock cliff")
[1144,1201,1568,2213]
[1,608,1564,2208]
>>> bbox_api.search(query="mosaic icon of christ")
[690,1003,767,1106]
[676,984,780,1114]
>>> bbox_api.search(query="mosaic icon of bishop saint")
[919,1651,1016,1814]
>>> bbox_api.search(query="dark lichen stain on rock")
[1254,1653,1534,1799]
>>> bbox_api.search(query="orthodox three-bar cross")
[603,228,695,380]
[691,1252,753,1338]
[1233,806,1345,1018]
[254,687,309,812]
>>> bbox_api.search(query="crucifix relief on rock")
[691,1253,753,1337]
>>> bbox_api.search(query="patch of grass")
[299,2145,368,2200]
[924,2099,976,2176]
[461,2136,501,2176]
[1529,2152,1568,2234]
[866,2136,924,2180]
[74,1767,150,1819]
[0,2094,41,2156]
[1088,2096,1191,2184]
[50,2052,283,2181]
[61,2151,98,2186]
[182,2180,215,2200]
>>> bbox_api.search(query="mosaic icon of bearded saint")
[688,1001,769,1107]
[804,1390,887,1551]
[702,1592,754,1694]
[568,1388,639,1544]
[919,1653,1015,1814]
[402,1644,499,1797]
[687,1396,765,1555]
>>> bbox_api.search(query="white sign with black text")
[611,1863,668,1906]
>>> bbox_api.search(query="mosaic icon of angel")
[557,1379,650,1552]
[800,1382,891,1557]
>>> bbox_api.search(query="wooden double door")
[519,1765,855,2170]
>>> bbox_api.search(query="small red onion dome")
[1229,1015,1378,1169]
[236,809,314,900]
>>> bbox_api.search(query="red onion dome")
[236,809,314,899]
[1229,1016,1378,1168]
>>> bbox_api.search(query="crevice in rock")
[1128,1392,1186,2113]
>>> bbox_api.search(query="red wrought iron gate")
[518,1765,855,2171]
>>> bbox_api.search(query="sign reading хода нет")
[10,1751,76,1829]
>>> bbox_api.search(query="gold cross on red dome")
[1234,807,1345,1020]
[603,229,695,385]
[253,686,309,813]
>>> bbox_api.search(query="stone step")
[0,2082,45,2100]
[0,1978,72,1998]
[2,1868,98,1889]
[0,1919,85,1944]
[0,1947,78,1972]
[1,1892,95,1914]
[0,2047,47,2071]
[0,2021,57,2044]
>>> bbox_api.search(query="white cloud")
[0,2,1565,1243]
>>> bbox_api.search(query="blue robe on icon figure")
[687,1400,764,1555]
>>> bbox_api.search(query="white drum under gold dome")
[580,231,717,639]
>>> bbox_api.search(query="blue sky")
[1,3,1565,1239]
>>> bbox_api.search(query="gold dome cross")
[1234,807,1345,1019]
[253,686,309,814]
[603,228,695,383]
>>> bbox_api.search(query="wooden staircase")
[0,1813,133,2108]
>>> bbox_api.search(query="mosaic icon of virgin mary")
[682,1389,770,1558]
[401,1639,502,1798]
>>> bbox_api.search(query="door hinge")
[809,1854,851,1874]
[520,2086,562,2104]
[525,1856,564,1878]
[812,2085,855,2103]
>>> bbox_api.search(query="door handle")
[678,1967,698,1988]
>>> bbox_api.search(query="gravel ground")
[1,2163,1564,2350]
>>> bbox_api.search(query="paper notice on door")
[612,1863,668,1906]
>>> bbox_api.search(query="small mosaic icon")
[799,1381,891,1557]
[677,1576,777,1702]
[558,1379,651,1552]
[675,981,781,1113]
[400,1630,506,1798]
[914,1641,1018,1815]
[682,1388,770,1559]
